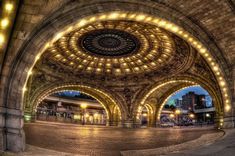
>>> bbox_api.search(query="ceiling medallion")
[80,29,140,56]
[43,20,176,76]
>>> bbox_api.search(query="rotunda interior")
[0,0,234,153]
[23,12,227,128]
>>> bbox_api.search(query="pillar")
[0,107,6,151]
[148,112,157,127]
[0,108,25,152]
[223,116,234,128]
[221,65,235,128]
[106,120,117,126]
[123,118,140,128]
[215,112,234,129]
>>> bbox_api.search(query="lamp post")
[80,103,87,125]
[189,113,195,119]
[189,113,195,125]
[169,113,175,118]
[206,113,210,125]
[175,109,181,126]
[169,113,175,126]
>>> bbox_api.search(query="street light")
[80,103,87,125]
[81,103,87,109]
[175,109,181,114]
[189,113,195,126]
[175,109,181,126]
[170,113,175,118]
[205,113,211,125]
[189,113,195,118]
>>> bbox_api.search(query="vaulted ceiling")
[0,0,233,116]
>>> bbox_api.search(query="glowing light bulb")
[1,18,9,28]
[0,34,5,45]
[5,3,13,12]
[28,70,33,76]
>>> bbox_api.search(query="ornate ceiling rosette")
[41,20,175,76]
[80,28,140,56]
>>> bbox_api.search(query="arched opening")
[134,77,224,128]
[0,1,233,153]
[140,106,148,127]
[23,84,124,127]
[136,104,155,127]
[159,86,216,127]
[35,91,109,126]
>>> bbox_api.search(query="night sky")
[58,86,213,107]
[166,86,212,107]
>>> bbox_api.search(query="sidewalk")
[121,130,224,156]
[165,129,235,156]
[0,145,85,156]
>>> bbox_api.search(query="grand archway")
[0,0,234,153]
[23,84,124,126]
[158,85,216,127]
[134,76,225,128]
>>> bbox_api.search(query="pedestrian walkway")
[0,145,84,156]
[121,130,223,156]
[0,124,231,156]
[166,129,235,156]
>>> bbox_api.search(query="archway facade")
[23,83,124,126]
[0,0,234,152]
[134,76,225,127]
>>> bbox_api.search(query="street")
[24,122,221,156]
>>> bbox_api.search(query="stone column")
[147,111,157,127]
[222,65,235,128]
[1,108,25,152]
[117,120,123,127]
[148,117,157,127]
[156,120,161,127]
[106,120,117,126]
[106,114,118,126]
[0,107,6,151]
[123,118,140,128]
[223,116,234,128]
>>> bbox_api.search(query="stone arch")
[24,83,125,126]
[136,103,156,127]
[156,84,199,122]
[156,84,222,127]
[112,105,122,126]
[2,0,231,113]
[134,76,226,127]
[0,1,233,152]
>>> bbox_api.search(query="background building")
[162,87,215,126]
[36,92,107,125]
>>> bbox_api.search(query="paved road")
[24,122,221,156]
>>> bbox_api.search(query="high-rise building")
[181,92,208,111]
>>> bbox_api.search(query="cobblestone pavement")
[24,121,222,156]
